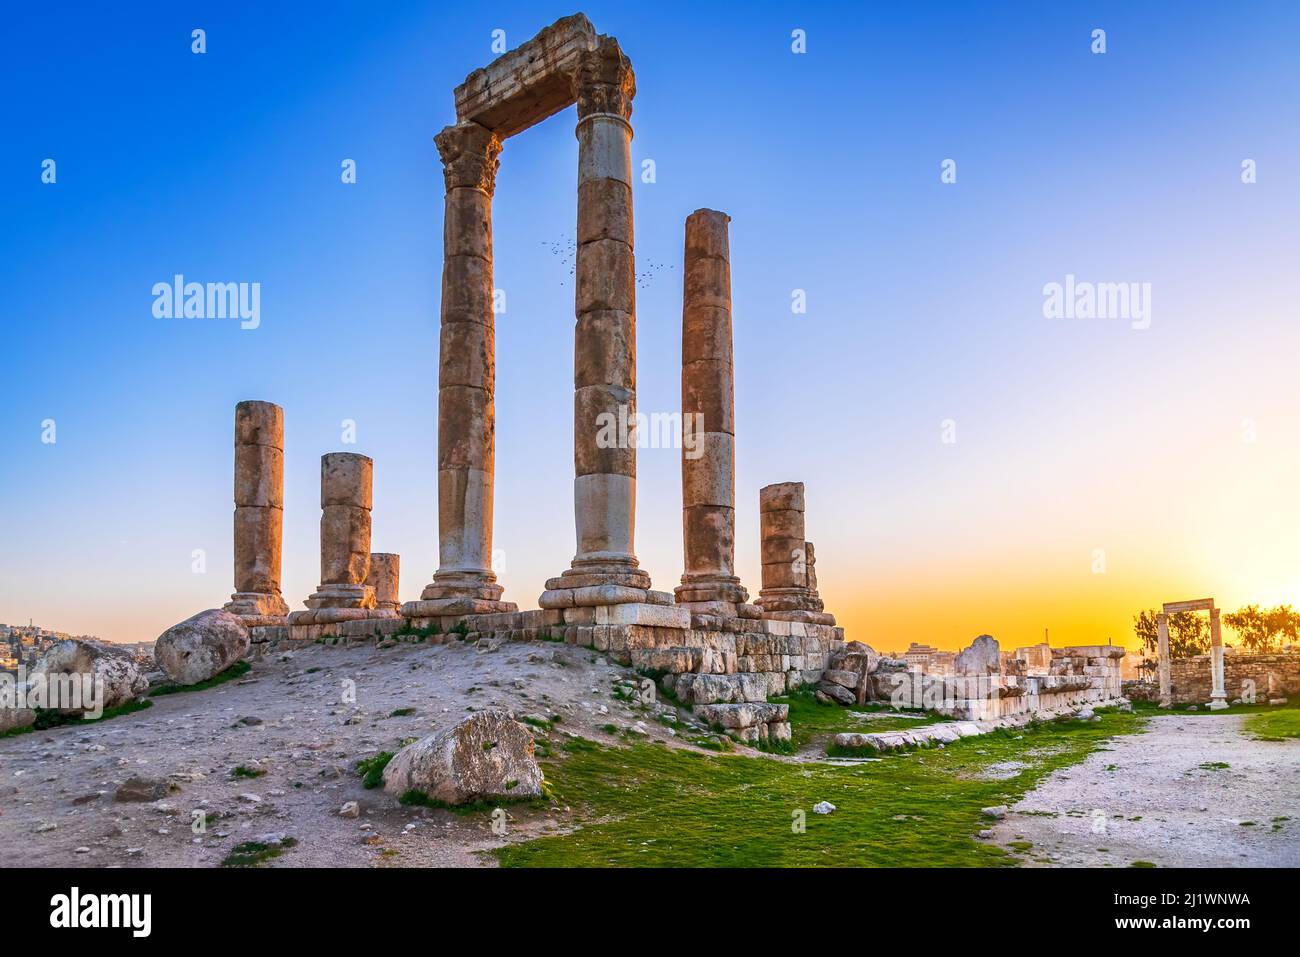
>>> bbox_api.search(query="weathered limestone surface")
[155,608,250,686]
[224,400,289,625]
[547,34,651,607]
[754,482,834,624]
[454,14,598,138]
[955,634,1002,675]
[382,709,544,805]
[365,553,401,612]
[27,639,149,714]
[292,453,394,627]
[409,121,515,620]
[676,209,748,612]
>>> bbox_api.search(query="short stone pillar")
[542,37,652,609]
[755,482,833,624]
[1208,607,1228,709]
[1156,613,1172,707]
[224,401,290,625]
[366,553,401,613]
[405,121,517,619]
[291,453,394,624]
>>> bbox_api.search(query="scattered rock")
[817,682,855,706]
[114,776,172,803]
[154,609,250,686]
[813,801,836,815]
[382,709,544,806]
[981,805,1009,820]
[339,801,359,819]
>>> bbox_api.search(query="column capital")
[574,37,635,121]
[435,122,503,193]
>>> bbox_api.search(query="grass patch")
[388,708,417,718]
[0,698,154,739]
[355,751,395,789]
[231,765,267,779]
[220,837,297,868]
[398,789,546,815]
[494,708,1143,867]
[774,689,942,752]
[1244,708,1300,741]
[150,659,251,697]
[1198,761,1230,771]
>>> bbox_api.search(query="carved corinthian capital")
[435,122,503,193]
[574,37,635,121]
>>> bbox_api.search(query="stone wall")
[1165,653,1300,705]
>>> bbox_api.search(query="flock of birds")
[541,235,671,290]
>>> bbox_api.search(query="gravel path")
[989,712,1300,867]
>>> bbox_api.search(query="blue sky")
[4,1,1299,647]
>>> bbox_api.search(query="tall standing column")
[406,121,516,617]
[225,400,289,625]
[291,453,394,624]
[542,37,650,607]
[675,209,747,611]
[1156,612,1172,707]
[1208,607,1228,709]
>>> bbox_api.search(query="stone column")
[406,122,516,618]
[675,209,747,611]
[366,553,401,613]
[224,400,289,625]
[291,453,392,624]
[1156,612,1172,707]
[542,37,650,608]
[755,482,833,624]
[1208,607,1228,709]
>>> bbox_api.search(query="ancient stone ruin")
[197,15,1130,745]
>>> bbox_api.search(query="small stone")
[981,805,1008,820]
[813,801,836,815]
[339,801,360,819]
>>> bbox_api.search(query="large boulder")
[955,634,1001,675]
[154,609,250,685]
[382,710,544,806]
[27,639,149,714]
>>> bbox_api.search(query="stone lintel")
[1162,598,1215,614]
[454,14,599,138]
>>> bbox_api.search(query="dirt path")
[989,712,1300,867]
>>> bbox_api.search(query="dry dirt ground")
[988,712,1300,867]
[0,637,698,868]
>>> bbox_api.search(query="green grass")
[1244,708,1300,741]
[355,751,395,789]
[773,690,943,752]
[231,765,267,779]
[388,707,417,718]
[0,698,154,739]
[149,660,251,697]
[220,837,297,868]
[493,707,1143,867]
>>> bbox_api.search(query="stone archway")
[1156,597,1227,709]
[402,15,649,618]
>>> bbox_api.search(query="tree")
[1223,604,1300,653]
[1133,608,1209,659]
